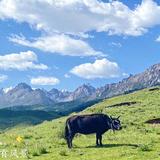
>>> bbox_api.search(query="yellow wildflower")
[16,136,23,143]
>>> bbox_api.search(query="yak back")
[66,113,111,135]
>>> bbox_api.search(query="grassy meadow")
[0,87,159,160]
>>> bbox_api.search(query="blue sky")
[0,0,160,91]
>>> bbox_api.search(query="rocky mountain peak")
[71,83,96,100]
[49,88,60,94]
[14,83,32,91]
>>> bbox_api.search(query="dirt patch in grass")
[145,118,160,124]
[107,101,137,108]
[148,87,160,91]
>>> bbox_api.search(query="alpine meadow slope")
[0,87,159,160]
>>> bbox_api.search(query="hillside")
[0,99,100,130]
[0,87,159,160]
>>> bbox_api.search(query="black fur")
[65,113,121,148]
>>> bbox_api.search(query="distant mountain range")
[0,63,159,109]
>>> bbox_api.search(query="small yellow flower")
[16,136,23,143]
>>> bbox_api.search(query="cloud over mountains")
[70,58,122,79]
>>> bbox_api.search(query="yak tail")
[65,120,70,139]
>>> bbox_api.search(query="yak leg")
[99,135,103,146]
[96,133,103,146]
[70,133,75,148]
[67,132,75,148]
[96,133,100,146]
[66,133,72,148]
[66,134,72,148]
[66,137,71,148]
[96,134,99,146]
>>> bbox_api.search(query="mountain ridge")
[0,63,159,108]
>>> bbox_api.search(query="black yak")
[65,113,122,148]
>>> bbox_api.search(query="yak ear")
[117,116,120,119]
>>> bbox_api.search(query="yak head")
[110,116,122,131]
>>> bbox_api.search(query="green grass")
[0,87,159,160]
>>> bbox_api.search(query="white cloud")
[122,73,129,77]
[1,0,160,36]
[0,75,8,82]
[109,42,122,48]
[30,76,60,85]
[70,58,121,79]
[0,50,48,70]
[9,34,103,57]
[155,35,160,42]
[133,0,160,29]
[3,86,13,93]
[64,74,71,78]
